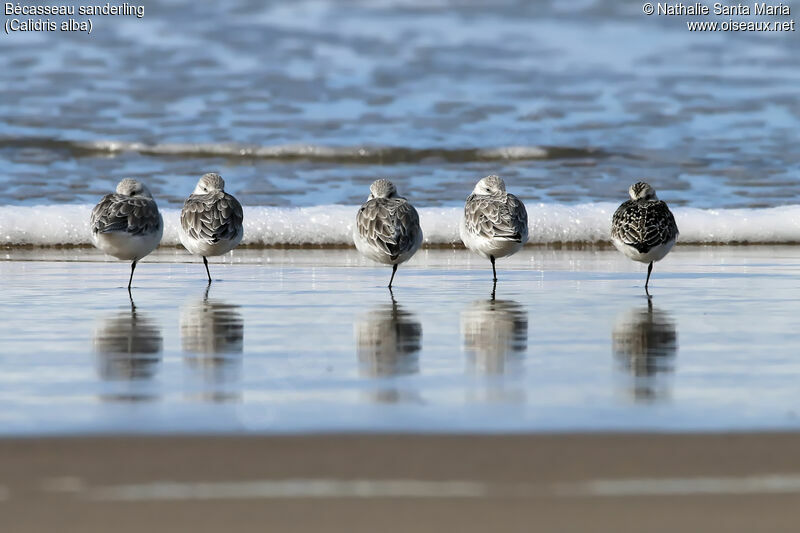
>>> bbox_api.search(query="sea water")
[1,0,799,211]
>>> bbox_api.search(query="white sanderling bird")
[354,179,423,289]
[460,175,528,284]
[90,178,164,290]
[179,173,244,283]
[611,181,679,294]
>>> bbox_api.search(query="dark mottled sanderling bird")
[460,175,528,285]
[179,173,244,283]
[90,178,163,290]
[611,181,679,294]
[353,179,423,289]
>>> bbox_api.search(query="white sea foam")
[3,203,800,247]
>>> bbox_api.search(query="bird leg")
[490,255,497,282]
[203,256,212,284]
[388,264,398,289]
[645,261,654,294]
[128,260,138,290]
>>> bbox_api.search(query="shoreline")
[2,241,798,254]
[3,432,800,532]
[6,203,800,247]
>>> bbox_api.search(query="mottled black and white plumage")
[179,173,244,283]
[462,192,528,244]
[90,178,164,290]
[459,175,528,283]
[91,196,161,237]
[353,179,423,289]
[611,181,679,293]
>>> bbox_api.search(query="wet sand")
[3,432,800,532]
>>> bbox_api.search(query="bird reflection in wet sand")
[461,299,528,376]
[180,285,244,403]
[355,292,422,403]
[93,297,162,402]
[612,299,678,402]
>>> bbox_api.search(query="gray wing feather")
[356,197,421,260]
[91,194,161,235]
[181,191,244,244]
[612,200,679,253]
[464,193,528,242]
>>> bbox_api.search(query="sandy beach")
[2,432,800,532]
[3,1,799,531]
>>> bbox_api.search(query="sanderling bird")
[354,179,423,289]
[180,173,244,283]
[90,178,164,290]
[460,175,528,285]
[611,181,679,294]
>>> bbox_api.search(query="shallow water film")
[2,247,800,435]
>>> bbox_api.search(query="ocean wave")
[2,203,800,247]
[0,138,607,163]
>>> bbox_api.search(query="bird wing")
[181,192,244,244]
[356,197,421,260]
[91,194,161,235]
[463,193,528,242]
[612,200,679,253]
